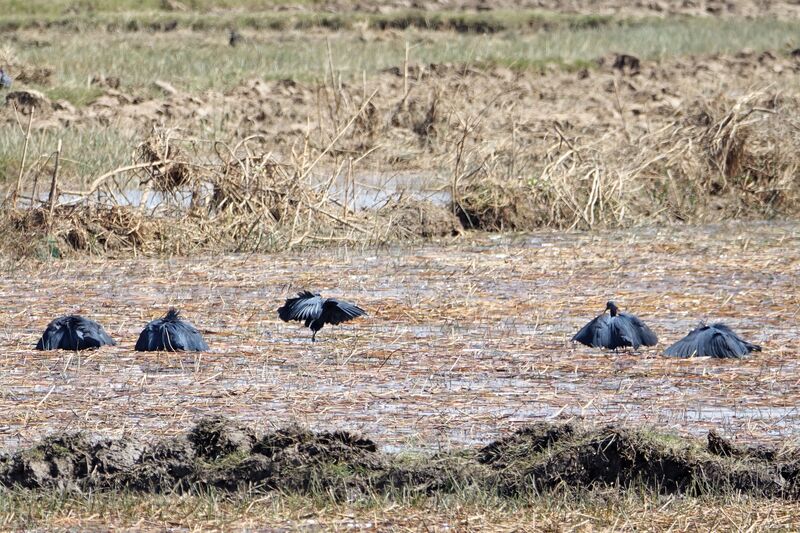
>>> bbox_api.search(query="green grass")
[44,86,104,107]
[7,17,799,98]
[1,486,798,531]
[1,0,319,16]
[0,126,136,185]
[1,12,797,187]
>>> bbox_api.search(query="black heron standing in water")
[572,301,658,350]
[228,29,243,47]
[0,69,11,89]
[664,323,761,359]
[278,290,366,342]
[135,308,208,352]
[36,315,116,350]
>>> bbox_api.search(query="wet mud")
[2,417,799,500]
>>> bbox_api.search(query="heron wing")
[36,321,65,350]
[165,321,208,352]
[74,317,116,348]
[667,323,759,358]
[572,314,611,347]
[706,330,747,358]
[710,323,761,354]
[608,317,638,348]
[136,318,207,352]
[619,313,658,347]
[321,299,366,325]
[744,339,762,353]
[278,292,324,323]
[135,322,159,351]
[664,326,706,357]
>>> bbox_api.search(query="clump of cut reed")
[455,89,800,230]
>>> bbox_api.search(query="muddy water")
[0,220,798,451]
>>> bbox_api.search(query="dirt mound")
[189,416,256,460]
[1,418,799,500]
[4,89,52,114]
[378,198,462,239]
[0,432,145,490]
[484,426,791,498]
[125,436,196,492]
[454,173,542,231]
[338,0,800,18]
[707,430,779,462]
[12,65,54,86]
[478,421,577,468]
[225,428,385,495]
[2,206,162,258]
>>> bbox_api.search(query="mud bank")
[2,417,798,499]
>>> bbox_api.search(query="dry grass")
[3,51,800,255]
[456,86,800,230]
[0,123,461,257]
[0,221,797,452]
[1,6,799,254]
[2,488,798,532]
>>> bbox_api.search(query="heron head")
[605,301,619,316]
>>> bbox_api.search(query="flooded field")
[1,220,797,452]
[4,1,800,528]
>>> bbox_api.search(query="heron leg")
[312,330,317,342]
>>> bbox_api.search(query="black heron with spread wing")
[278,290,366,342]
[572,301,658,351]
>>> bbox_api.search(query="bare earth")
[1,220,797,452]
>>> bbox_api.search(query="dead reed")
[2,50,800,257]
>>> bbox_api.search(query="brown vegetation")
[1,221,796,452]
[0,126,460,257]
[2,50,800,257]
[3,416,800,500]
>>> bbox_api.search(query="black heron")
[0,69,11,89]
[36,315,116,351]
[278,290,366,342]
[572,301,658,350]
[135,308,208,352]
[229,29,243,47]
[664,323,761,359]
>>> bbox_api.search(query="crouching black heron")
[664,323,761,359]
[36,315,116,351]
[135,308,208,352]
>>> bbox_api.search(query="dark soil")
[1,418,797,499]
[380,198,462,239]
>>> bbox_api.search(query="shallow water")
[0,220,798,451]
[28,171,451,212]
